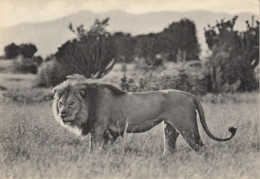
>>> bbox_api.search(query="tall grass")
[0,93,259,178]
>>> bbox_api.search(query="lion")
[52,77,237,153]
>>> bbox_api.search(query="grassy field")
[0,71,259,179]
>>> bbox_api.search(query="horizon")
[0,0,258,28]
[0,9,258,29]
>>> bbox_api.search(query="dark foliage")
[134,19,200,64]
[36,18,117,87]
[113,32,136,63]
[55,18,116,79]
[4,43,19,59]
[19,44,37,58]
[121,61,207,95]
[4,43,37,59]
[35,60,69,87]
[204,16,259,92]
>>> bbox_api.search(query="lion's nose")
[60,113,67,119]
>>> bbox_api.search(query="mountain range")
[0,10,257,57]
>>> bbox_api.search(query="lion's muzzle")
[60,113,67,120]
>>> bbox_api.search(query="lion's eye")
[69,102,74,108]
[58,101,62,107]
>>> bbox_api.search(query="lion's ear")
[79,88,86,97]
[52,86,62,98]
[52,87,58,96]
[76,83,97,98]
[52,87,56,95]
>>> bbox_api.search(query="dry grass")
[0,93,259,179]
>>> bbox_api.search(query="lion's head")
[52,75,126,136]
[52,77,91,136]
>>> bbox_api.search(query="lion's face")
[57,93,81,124]
[53,84,89,131]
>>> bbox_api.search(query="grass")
[0,68,259,178]
[0,94,259,178]
[0,100,259,178]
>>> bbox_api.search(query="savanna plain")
[0,63,259,179]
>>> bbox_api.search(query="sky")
[0,0,258,28]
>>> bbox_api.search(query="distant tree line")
[113,19,200,64]
[3,42,43,74]
[4,43,37,59]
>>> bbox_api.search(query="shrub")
[56,19,116,79]
[35,60,69,87]
[12,57,38,74]
[122,61,207,95]
[204,16,259,92]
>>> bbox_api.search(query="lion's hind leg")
[164,121,179,154]
[166,108,204,152]
[180,127,204,152]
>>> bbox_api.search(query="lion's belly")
[126,118,163,133]
[108,117,163,133]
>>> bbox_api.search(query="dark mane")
[78,82,126,135]
[100,83,127,96]
[65,74,127,96]
[77,81,127,96]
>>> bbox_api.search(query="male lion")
[52,77,236,153]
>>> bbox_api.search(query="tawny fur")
[52,76,237,153]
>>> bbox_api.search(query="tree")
[204,16,259,92]
[4,43,19,59]
[113,32,136,63]
[4,43,37,59]
[19,43,37,58]
[135,33,159,64]
[56,18,116,78]
[159,19,200,61]
[134,19,200,63]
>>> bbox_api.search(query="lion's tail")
[193,96,237,142]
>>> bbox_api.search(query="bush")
[204,16,259,92]
[121,61,207,95]
[12,57,38,74]
[56,19,116,80]
[35,60,69,87]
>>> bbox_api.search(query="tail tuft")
[228,127,237,136]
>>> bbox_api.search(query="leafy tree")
[4,43,19,59]
[134,19,200,64]
[160,19,200,62]
[32,56,43,65]
[113,32,136,63]
[4,43,37,59]
[135,33,159,65]
[204,16,259,92]
[19,43,37,58]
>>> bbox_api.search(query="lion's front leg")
[90,120,108,152]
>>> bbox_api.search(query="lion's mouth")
[62,118,74,125]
